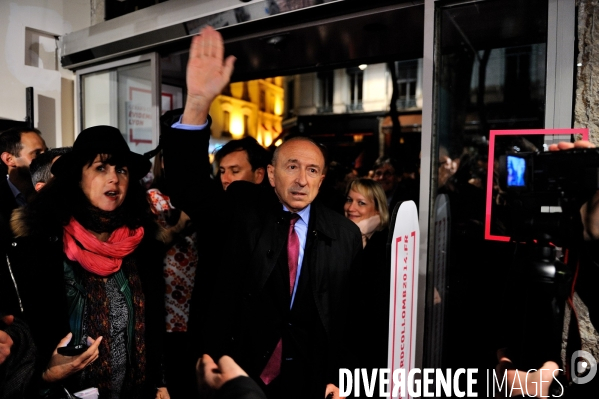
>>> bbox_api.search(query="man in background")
[0,127,46,221]
[29,147,72,191]
[215,137,270,190]
[372,156,419,213]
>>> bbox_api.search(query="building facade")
[210,77,284,147]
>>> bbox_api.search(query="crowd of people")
[0,25,595,399]
[0,26,417,399]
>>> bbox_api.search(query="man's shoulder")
[228,181,276,203]
[0,179,17,220]
[0,176,15,201]
[224,181,279,223]
[311,201,361,240]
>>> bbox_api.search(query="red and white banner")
[387,200,419,399]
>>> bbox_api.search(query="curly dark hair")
[25,152,154,234]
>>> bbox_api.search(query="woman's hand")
[171,211,192,235]
[155,387,170,399]
[163,211,193,245]
[42,333,102,383]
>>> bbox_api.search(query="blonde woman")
[344,178,390,377]
[344,178,389,248]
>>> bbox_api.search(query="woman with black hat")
[7,126,170,398]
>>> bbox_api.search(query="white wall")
[362,63,390,112]
[293,63,394,115]
[0,0,90,147]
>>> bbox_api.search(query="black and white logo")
[571,350,597,385]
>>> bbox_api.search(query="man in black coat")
[0,127,46,235]
[161,27,362,399]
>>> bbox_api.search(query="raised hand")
[182,26,236,125]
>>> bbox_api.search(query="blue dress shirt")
[7,176,26,206]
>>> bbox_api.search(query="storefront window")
[80,58,160,156]
[427,0,548,386]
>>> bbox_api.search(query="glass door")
[426,0,549,384]
[76,53,161,157]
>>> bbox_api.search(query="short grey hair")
[30,147,72,185]
[271,136,328,173]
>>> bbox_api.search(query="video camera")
[497,147,599,374]
[498,147,599,246]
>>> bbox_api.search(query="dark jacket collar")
[306,200,338,241]
[264,188,339,241]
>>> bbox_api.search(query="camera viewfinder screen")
[486,129,588,242]
[507,155,526,187]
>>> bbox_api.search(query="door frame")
[75,52,161,148]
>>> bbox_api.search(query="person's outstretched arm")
[161,25,235,220]
[196,354,267,399]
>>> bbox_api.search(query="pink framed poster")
[485,128,589,242]
[128,86,153,145]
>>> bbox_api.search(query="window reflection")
[206,61,424,185]
[428,0,549,386]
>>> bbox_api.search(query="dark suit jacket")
[0,180,20,316]
[0,176,17,235]
[161,113,362,397]
[353,228,391,399]
[217,377,266,399]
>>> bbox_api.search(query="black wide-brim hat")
[52,125,151,180]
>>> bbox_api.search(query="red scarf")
[63,217,144,276]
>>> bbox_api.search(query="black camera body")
[499,147,599,197]
[498,147,599,245]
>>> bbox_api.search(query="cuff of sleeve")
[171,115,210,130]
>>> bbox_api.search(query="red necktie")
[260,213,300,385]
